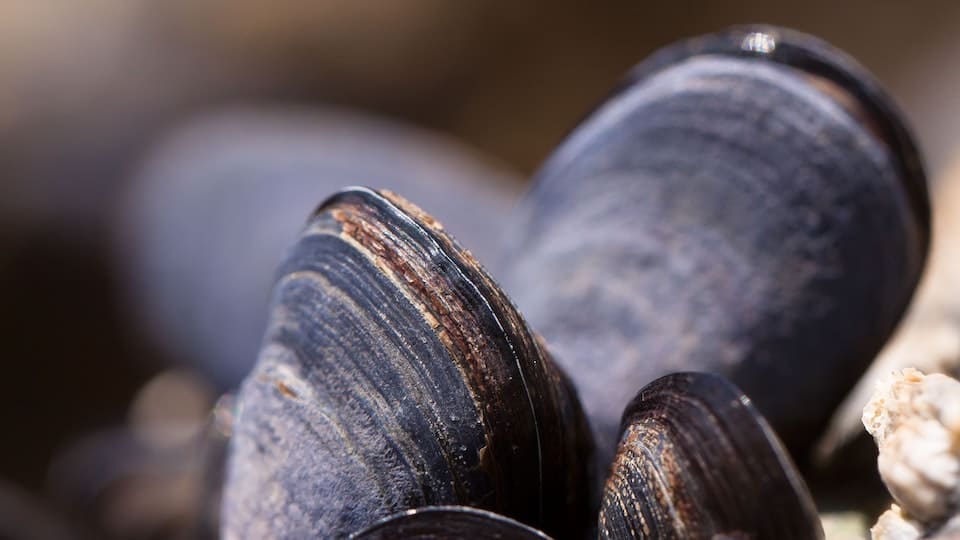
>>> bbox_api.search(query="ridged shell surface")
[221,187,591,538]
[500,26,928,464]
[599,372,823,540]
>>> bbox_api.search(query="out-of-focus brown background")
[3,1,960,537]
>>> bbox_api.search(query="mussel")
[221,187,592,538]
[598,372,823,539]
[350,506,552,540]
[498,25,929,463]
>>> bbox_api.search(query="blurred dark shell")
[0,478,80,540]
[599,372,823,540]
[116,108,521,388]
[45,371,226,540]
[46,428,222,540]
[499,25,928,465]
[350,506,552,539]
[221,188,592,538]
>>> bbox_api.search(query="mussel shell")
[599,372,823,540]
[222,187,592,538]
[350,506,552,540]
[499,25,928,463]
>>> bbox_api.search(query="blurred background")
[3,1,960,538]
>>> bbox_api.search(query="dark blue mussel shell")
[222,187,592,538]
[499,25,929,466]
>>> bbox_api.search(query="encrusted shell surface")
[863,369,960,538]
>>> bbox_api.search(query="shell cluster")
[221,25,931,539]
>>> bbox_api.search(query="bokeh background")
[3,1,960,538]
